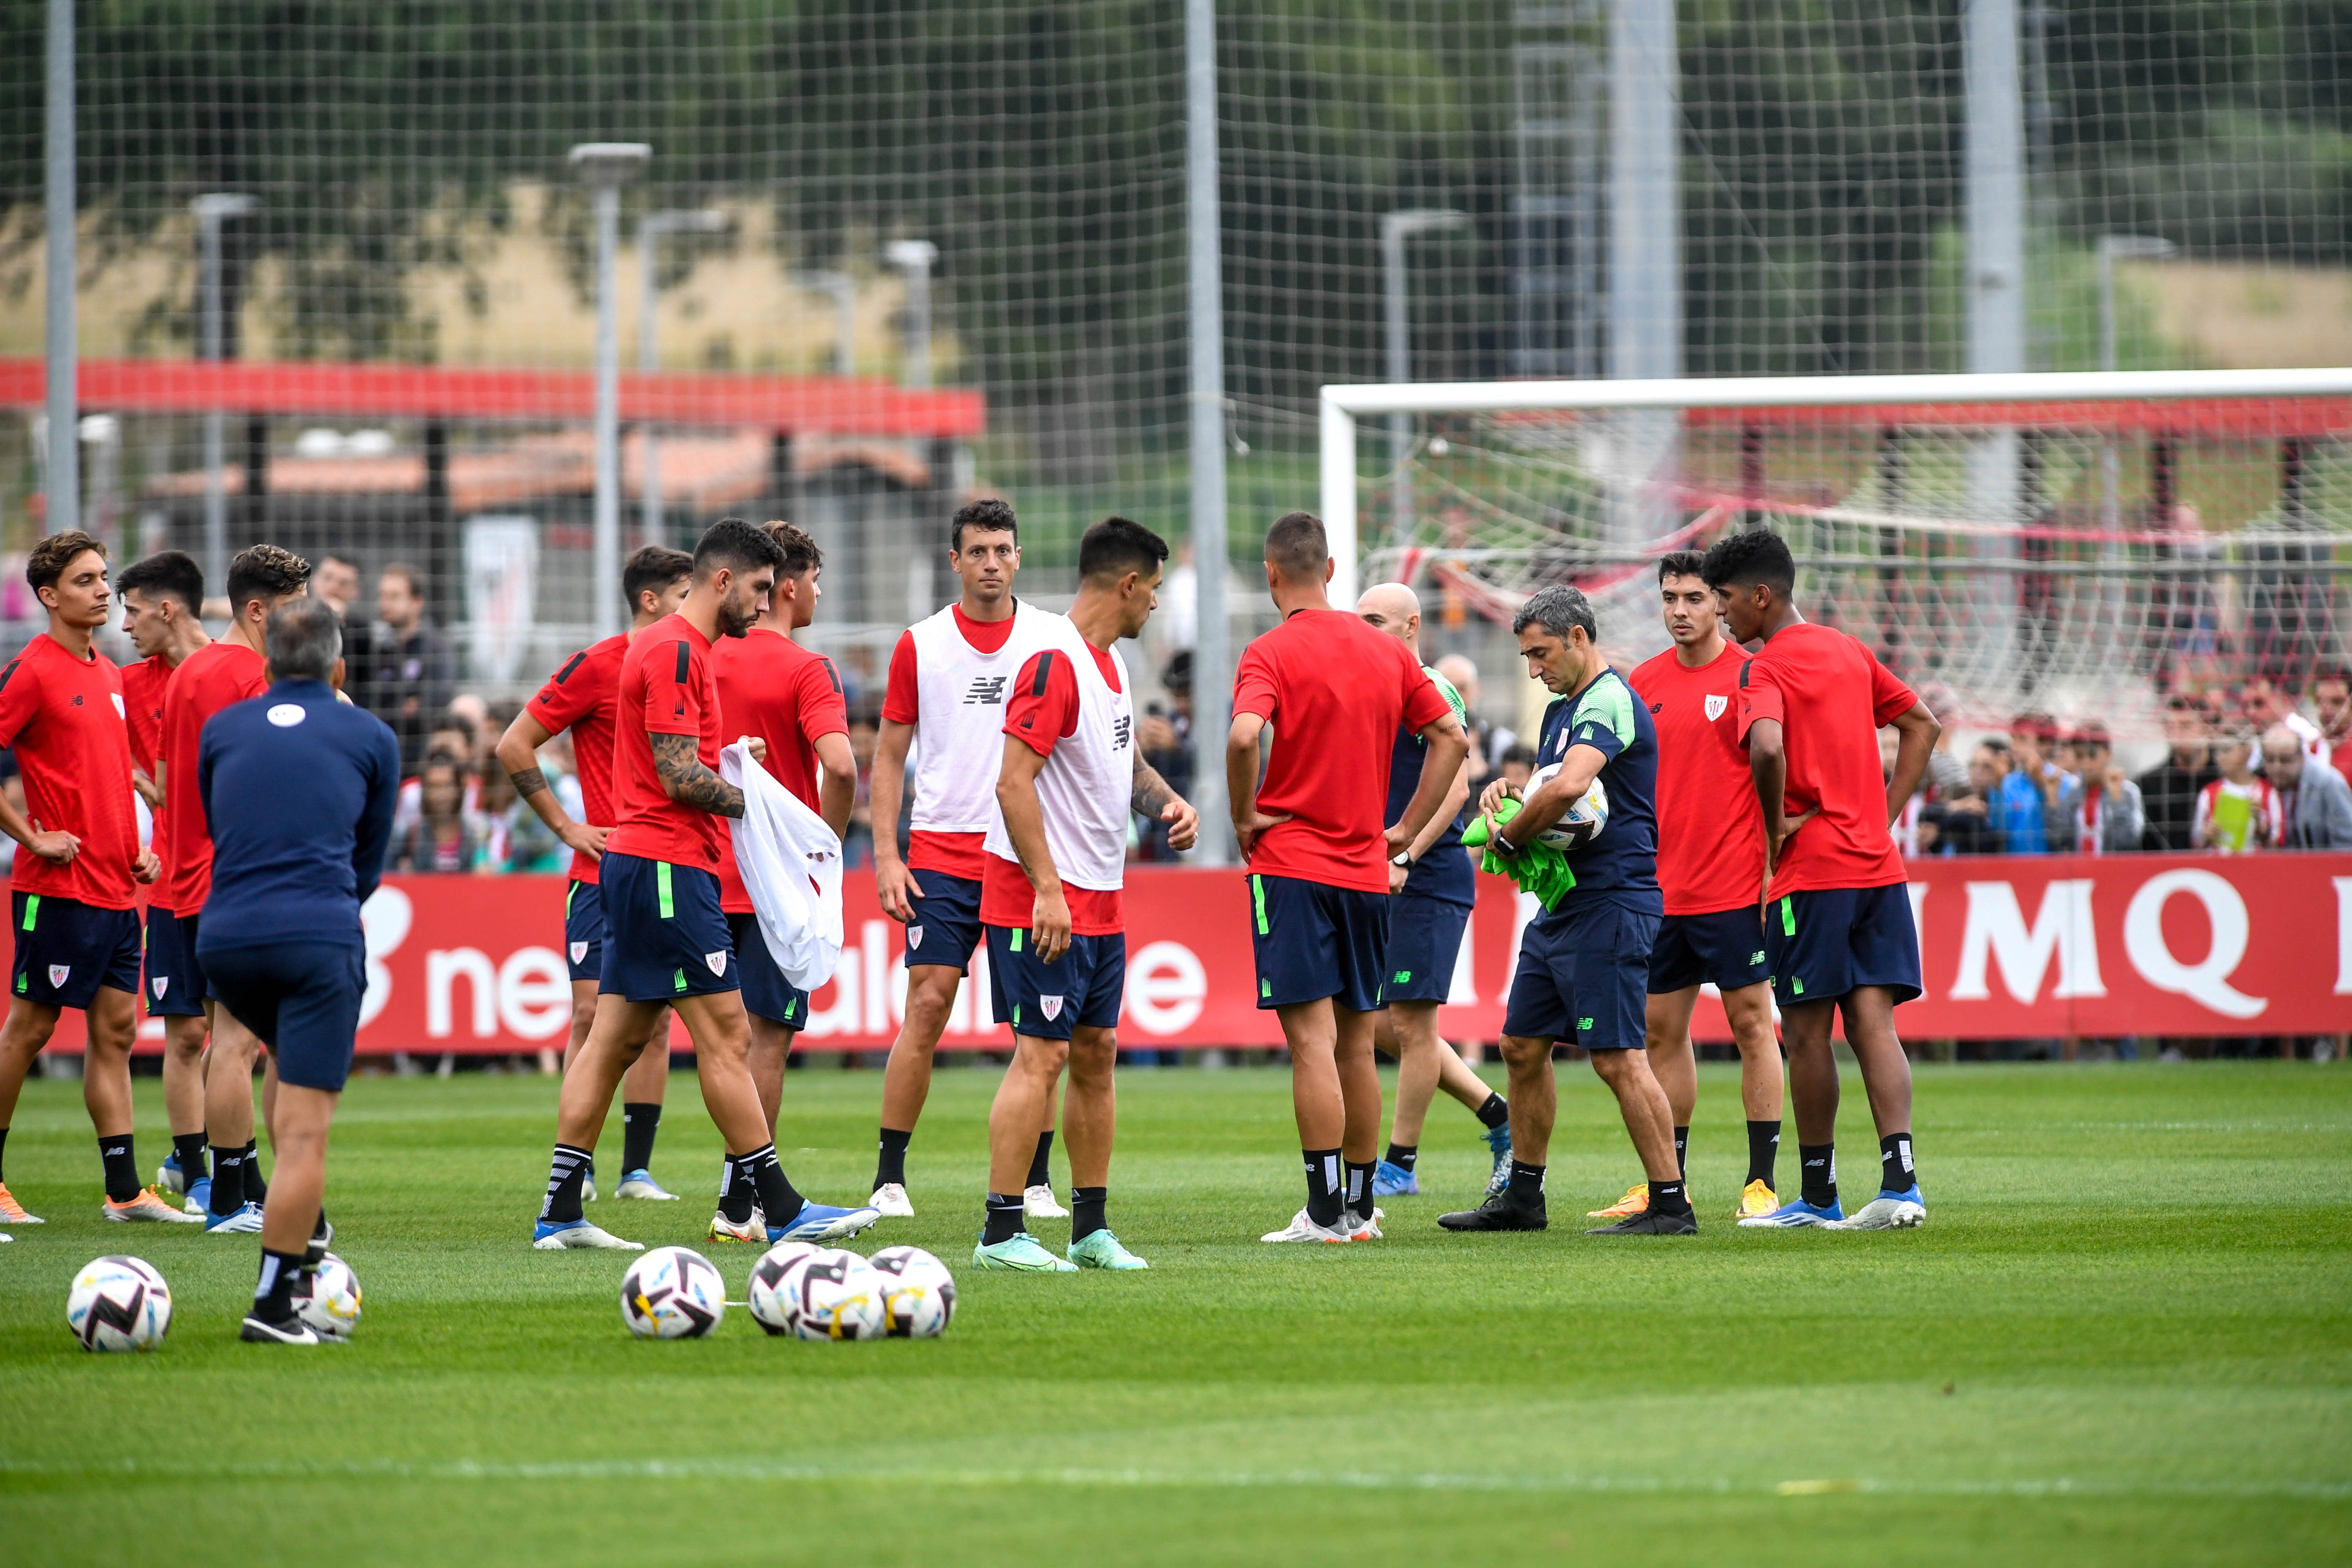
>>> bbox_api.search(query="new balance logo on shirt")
[1111,714,1132,750]
[962,676,1009,706]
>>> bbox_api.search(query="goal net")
[1328,371,2352,744]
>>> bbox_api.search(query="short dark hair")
[1656,550,1706,585]
[264,596,343,682]
[693,516,787,579]
[1264,511,1328,580]
[1699,528,1795,598]
[1498,743,1538,770]
[1512,583,1598,644]
[2314,665,2352,691]
[1077,515,1170,585]
[27,530,106,593]
[117,550,204,614]
[766,520,822,577]
[952,496,1018,552]
[378,562,424,598]
[622,544,693,615]
[226,544,312,614]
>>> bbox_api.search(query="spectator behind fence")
[2193,734,2282,853]
[365,564,455,776]
[1434,653,1511,789]
[1995,713,2078,853]
[2315,666,2352,787]
[392,751,481,872]
[2065,724,2144,854]
[313,553,378,695]
[1135,650,1197,862]
[2243,674,2327,770]
[1927,738,2006,855]
[2262,724,2352,850]
[2139,697,2217,851]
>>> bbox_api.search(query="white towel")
[719,738,844,991]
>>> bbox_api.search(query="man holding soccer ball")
[1439,584,1690,1235]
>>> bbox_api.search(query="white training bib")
[981,612,1132,894]
[905,600,1054,837]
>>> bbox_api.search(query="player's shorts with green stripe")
[1245,871,1388,1012]
[594,851,739,1003]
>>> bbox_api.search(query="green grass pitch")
[2,1062,2347,1565]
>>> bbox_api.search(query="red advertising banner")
[14,853,2349,1054]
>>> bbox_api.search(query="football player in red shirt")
[161,545,313,1231]
[704,521,855,1242]
[1609,552,1785,1225]
[0,531,172,1225]
[1227,512,1468,1244]
[115,549,214,1204]
[531,518,875,1250]
[1702,529,1941,1232]
[496,544,694,1204]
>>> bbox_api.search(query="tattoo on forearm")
[651,732,744,818]
[507,765,550,799]
[1131,761,1176,820]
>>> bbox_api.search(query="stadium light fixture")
[570,142,650,639]
[793,270,858,378]
[1380,209,1470,546]
[193,191,259,588]
[2096,234,2178,528]
[885,240,939,389]
[638,207,727,547]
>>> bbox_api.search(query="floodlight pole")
[2098,234,2176,528]
[571,143,650,640]
[638,207,726,547]
[1381,209,1468,549]
[44,0,74,536]
[885,240,938,389]
[795,270,857,376]
[1185,0,1232,865]
[194,192,257,589]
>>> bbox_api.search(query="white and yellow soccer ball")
[868,1245,957,1339]
[619,1245,727,1339]
[68,1255,172,1352]
[748,1244,887,1342]
[292,1253,363,1341]
[1523,762,1609,849]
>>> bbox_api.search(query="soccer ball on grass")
[293,1252,363,1341]
[67,1255,172,1352]
[619,1245,727,1339]
[746,1243,887,1341]
[869,1245,956,1339]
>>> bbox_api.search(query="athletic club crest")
[1704,694,1729,721]
[48,964,70,988]
[569,942,589,965]
[151,977,168,1000]
[1039,995,1064,1021]
[704,951,728,976]
[907,926,924,950]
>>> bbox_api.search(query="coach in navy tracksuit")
[197,597,399,1344]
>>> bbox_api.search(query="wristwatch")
[1391,851,1413,868]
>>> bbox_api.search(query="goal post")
[1321,368,2352,741]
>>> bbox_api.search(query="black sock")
[1673,1126,1689,1179]
[1799,1143,1838,1209]
[1475,1092,1510,1131]
[716,1157,757,1224]
[1650,1176,1693,1216]
[241,1140,267,1206]
[983,1191,1026,1245]
[1026,1131,1055,1191]
[98,1133,139,1203]
[1746,1120,1781,1187]
[252,1247,303,1324]
[172,1132,209,1185]
[874,1127,912,1189]
[540,1143,592,1225]
[1071,1184,1107,1242]
[620,1103,661,1175]
[1506,1158,1546,1206]
[211,1146,246,1217]
[1344,1160,1376,1217]
[1384,1143,1418,1174]
[740,1144,803,1228]
[1301,1147,1343,1228]
[1880,1132,1917,1193]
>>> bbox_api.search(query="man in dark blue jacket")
[197,597,399,1344]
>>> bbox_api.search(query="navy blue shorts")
[562,879,606,984]
[596,852,740,1004]
[1248,873,1389,1013]
[1383,894,1471,1005]
[727,912,810,1029]
[11,892,141,1011]
[904,866,984,970]
[142,906,210,1017]
[1647,907,1772,996]
[199,939,365,1093]
[986,924,1125,1042]
[1502,898,1660,1051]
[1765,884,1922,1008]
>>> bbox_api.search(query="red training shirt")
[0,633,140,910]
[1734,622,1918,895]
[978,644,1125,936]
[121,652,172,780]
[524,632,629,886]
[1630,642,1765,916]
[883,604,1019,880]
[711,630,849,914]
[160,638,269,914]
[1231,608,1454,894]
[606,612,726,874]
